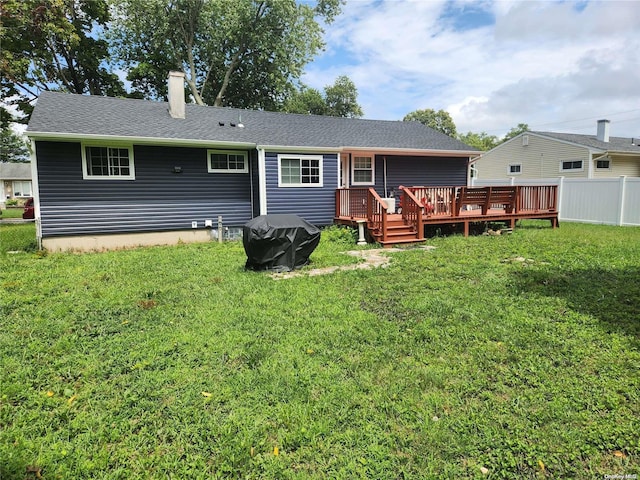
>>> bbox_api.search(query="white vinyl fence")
[472,176,640,226]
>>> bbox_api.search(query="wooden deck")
[335,185,558,246]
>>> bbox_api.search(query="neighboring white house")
[1,162,32,207]
[471,120,640,181]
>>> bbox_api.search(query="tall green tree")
[457,131,499,151]
[283,75,363,117]
[0,128,30,162]
[502,123,530,142]
[110,0,343,110]
[403,109,457,137]
[283,86,328,115]
[323,75,363,118]
[0,0,126,121]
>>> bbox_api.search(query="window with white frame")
[560,159,583,172]
[82,144,135,179]
[352,155,374,185]
[596,159,611,169]
[208,150,248,173]
[278,155,323,187]
[12,180,32,197]
[508,164,522,175]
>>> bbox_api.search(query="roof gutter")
[25,131,257,149]
[27,132,483,158]
[341,146,481,157]
[256,144,342,154]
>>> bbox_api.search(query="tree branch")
[213,1,268,106]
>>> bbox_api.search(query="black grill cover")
[243,214,321,272]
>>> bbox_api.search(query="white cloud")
[305,0,640,137]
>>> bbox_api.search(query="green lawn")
[1,222,639,479]
[0,207,25,219]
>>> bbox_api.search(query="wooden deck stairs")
[369,215,424,246]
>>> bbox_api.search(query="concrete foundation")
[42,229,213,252]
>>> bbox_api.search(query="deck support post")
[356,220,367,245]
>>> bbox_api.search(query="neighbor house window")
[596,159,611,169]
[352,155,374,185]
[560,160,583,172]
[12,180,32,197]
[208,150,248,173]
[278,154,323,187]
[82,144,135,180]
[508,164,522,175]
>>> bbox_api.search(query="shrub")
[321,225,358,245]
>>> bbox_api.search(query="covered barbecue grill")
[243,214,321,272]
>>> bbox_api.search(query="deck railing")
[399,186,424,241]
[407,186,457,216]
[367,188,389,242]
[336,184,558,231]
[518,185,557,212]
[335,188,369,218]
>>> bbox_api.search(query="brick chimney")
[596,119,610,142]
[168,71,185,119]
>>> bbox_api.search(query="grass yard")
[1,222,639,479]
[0,207,25,219]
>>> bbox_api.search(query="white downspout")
[383,156,388,197]
[29,139,42,249]
[257,147,267,215]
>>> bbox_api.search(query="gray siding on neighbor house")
[374,155,468,196]
[264,151,338,225]
[36,141,253,237]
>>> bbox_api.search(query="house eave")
[26,131,257,149]
[600,150,640,157]
[256,144,342,154]
[342,146,480,157]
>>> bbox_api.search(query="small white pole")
[356,220,367,246]
[218,215,223,243]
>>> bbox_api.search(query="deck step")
[378,238,425,247]
[370,224,423,246]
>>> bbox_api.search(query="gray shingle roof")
[27,91,478,152]
[532,131,640,154]
[0,162,31,180]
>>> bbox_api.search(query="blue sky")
[302,0,640,138]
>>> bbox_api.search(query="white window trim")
[82,143,135,180]
[351,154,375,186]
[12,180,32,197]
[207,149,248,173]
[559,159,584,172]
[595,159,611,170]
[277,154,323,187]
[507,163,522,175]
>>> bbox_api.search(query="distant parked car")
[23,197,34,219]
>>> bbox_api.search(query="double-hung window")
[208,150,248,173]
[278,155,323,187]
[508,164,522,175]
[12,180,32,197]
[596,159,611,169]
[560,159,583,172]
[352,155,374,185]
[82,144,135,180]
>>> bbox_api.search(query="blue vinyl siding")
[374,155,468,196]
[264,152,338,225]
[36,141,253,237]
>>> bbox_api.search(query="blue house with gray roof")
[26,72,478,251]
